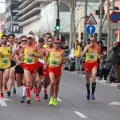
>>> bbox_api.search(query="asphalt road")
[0,70,120,120]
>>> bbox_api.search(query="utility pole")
[107,0,110,58]
[56,0,60,38]
[98,0,104,42]
[83,0,88,43]
[111,0,115,43]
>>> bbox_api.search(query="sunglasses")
[90,40,95,42]
[28,37,33,40]
[22,40,27,42]
[54,42,60,45]
[48,41,53,42]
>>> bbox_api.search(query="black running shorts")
[38,67,43,76]
[15,65,24,74]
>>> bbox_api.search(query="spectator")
[81,42,86,51]
[112,41,120,83]
[74,40,81,71]
[98,50,108,81]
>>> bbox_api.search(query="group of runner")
[0,33,66,106]
[0,32,100,106]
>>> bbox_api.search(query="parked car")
[64,49,75,71]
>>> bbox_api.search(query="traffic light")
[55,19,60,30]
[95,7,105,19]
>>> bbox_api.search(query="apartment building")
[18,0,53,34]
[5,0,21,34]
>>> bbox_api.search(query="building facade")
[5,0,21,35]
[18,0,53,35]
[17,1,99,40]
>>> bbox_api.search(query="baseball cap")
[38,37,44,42]
[27,34,34,39]
[54,38,61,42]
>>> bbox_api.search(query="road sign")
[86,25,95,34]
[110,12,120,23]
[110,23,120,29]
[85,13,97,25]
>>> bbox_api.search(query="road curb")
[64,70,120,88]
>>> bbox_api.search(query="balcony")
[19,15,40,26]
[18,7,41,20]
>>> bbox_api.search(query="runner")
[7,34,18,96]
[44,38,66,106]
[21,34,40,104]
[42,37,54,99]
[33,37,45,101]
[43,33,52,48]
[14,35,27,87]
[0,35,12,98]
[81,37,100,100]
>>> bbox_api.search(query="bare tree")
[56,0,77,49]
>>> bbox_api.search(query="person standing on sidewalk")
[74,40,81,71]
[81,37,100,100]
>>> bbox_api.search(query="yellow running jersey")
[85,45,99,63]
[49,48,63,67]
[0,46,11,69]
[23,44,38,64]
[43,44,47,48]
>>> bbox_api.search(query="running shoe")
[0,93,4,99]
[91,94,95,100]
[49,97,54,106]
[4,85,8,92]
[20,96,26,103]
[26,98,31,104]
[44,94,48,99]
[35,95,40,101]
[53,98,58,107]
[86,92,90,100]
[33,87,37,94]
[13,88,16,94]
[7,90,11,96]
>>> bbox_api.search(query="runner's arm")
[44,50,50,66]
[81,46,89,56]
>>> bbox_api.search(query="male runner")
[33,37,45,101]
[42,37,54,99]
[0,35,12,98]
[81,37,100,100]
[21,34,40,104]
[43,33,51,48]
[44,38,66,106]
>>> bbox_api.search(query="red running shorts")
[23,63,38,73]
[84,62,98,73]
[42,67,49,78]
[48,67,62,77]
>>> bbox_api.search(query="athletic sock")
[22,86,26,96]
[44,88,47,94]
[92,82,96,95]
[26,86,30,98]
[86,84,90,93]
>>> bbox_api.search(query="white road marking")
[3,98,14,101]
[57,97,62,101]
[0,98,14,106]
[109,101,120,106]
[74,111,87,119]
[0,99,7,106]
